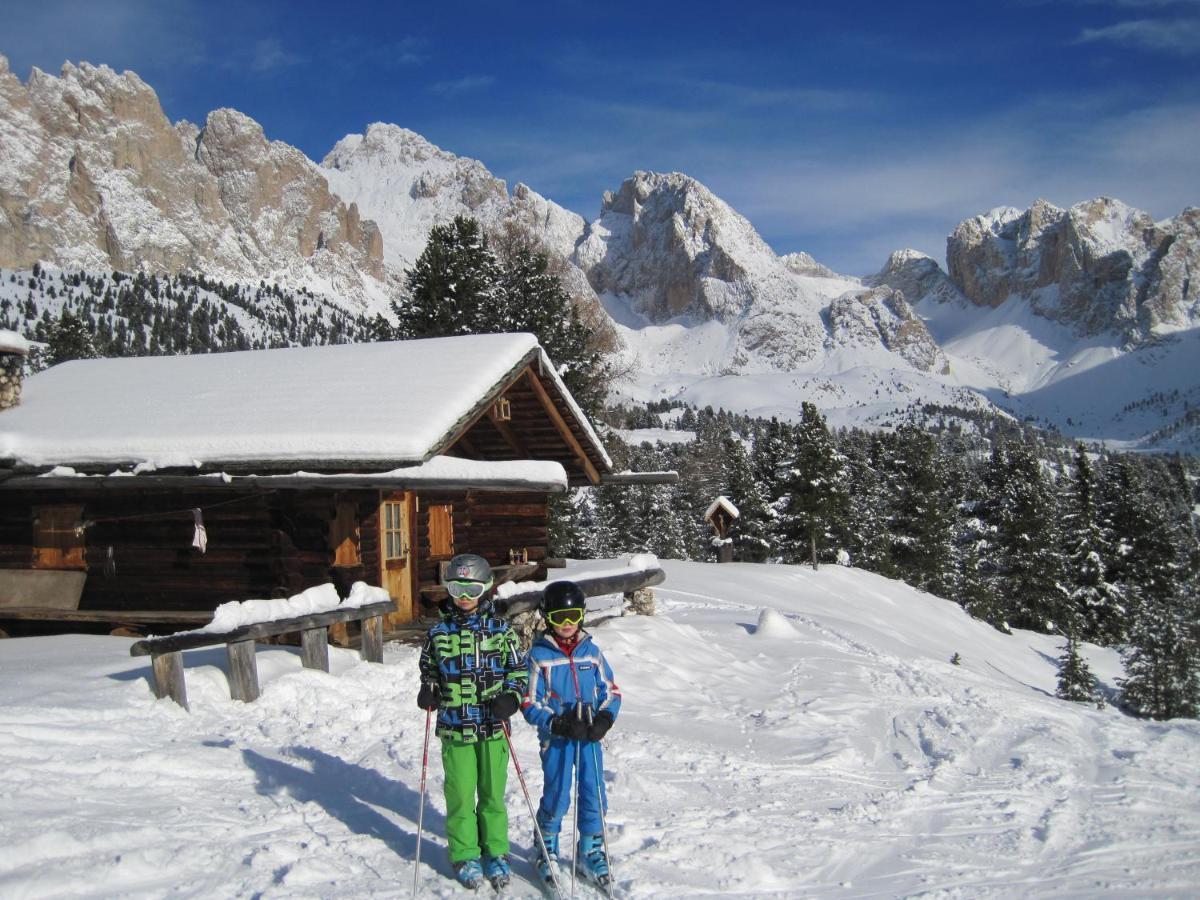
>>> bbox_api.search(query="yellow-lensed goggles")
[546,607,584,627]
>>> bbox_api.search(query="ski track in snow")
[1,560,1198,898]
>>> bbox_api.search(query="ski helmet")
[444,553,492,585]
[542,580,586,619]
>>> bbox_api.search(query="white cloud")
[250,38,303,73]
[1076,18,1200,53]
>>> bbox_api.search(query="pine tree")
[982,439,1068,632]
[1119,585,1199,720]
[1056,634,1103,706]
[1063,444,1124,644]
[395,216,503,339]
[777,403,849,568]
[885,426,955,595]
[46,310,100,366]
[724,433,773,561]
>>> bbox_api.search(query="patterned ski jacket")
[521,630,621,740]
[419,599,528,743]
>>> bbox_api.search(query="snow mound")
[753,607,798,638]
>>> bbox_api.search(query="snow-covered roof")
[705,495,740,521]
[0,329,31,355]
[0,334,609,474]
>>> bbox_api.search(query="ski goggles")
[445,579,492,601]
[545,607,585,627]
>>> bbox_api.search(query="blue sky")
[1,0,1197,274]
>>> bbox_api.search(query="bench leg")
[301,626,330,672]
[361,615,383,663]
[151,650,188,710]
[227,639,260,702]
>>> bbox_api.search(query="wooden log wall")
[0,487,376,614]
[0,485,551,620]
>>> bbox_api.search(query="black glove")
[416,682,441,711]
[587,711,614,742]
[487,692,520,721]
[549,714,589,741]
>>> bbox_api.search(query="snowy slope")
[1,559,1196,898]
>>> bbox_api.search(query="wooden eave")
[430,351,609,487]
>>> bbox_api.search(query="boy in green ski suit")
[417,553,527,890]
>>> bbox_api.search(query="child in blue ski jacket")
[521,580,621,889]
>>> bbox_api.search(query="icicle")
[191,508,208,554]
[103,545,116,577]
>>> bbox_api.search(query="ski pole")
[585,705,617,899]
[411,708,432,898]
[572,701,584,900]
[501,722,564,897]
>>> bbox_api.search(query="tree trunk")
[810,533,818,571]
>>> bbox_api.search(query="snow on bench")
[129,582,393,710]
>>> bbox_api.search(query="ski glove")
[588,710,614,742]
[549,714,589,741]
[416,682,441,711]
[486,692,520,721]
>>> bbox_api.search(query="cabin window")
[330,499,360,567]
[32,505,86,570]
[428,503,455,558]
[382,499,408,561]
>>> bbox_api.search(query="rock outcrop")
[0,56,386,308]
[945,197,1199,341]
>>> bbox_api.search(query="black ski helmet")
[542,580,586,619]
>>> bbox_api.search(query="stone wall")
[0,352,22,410]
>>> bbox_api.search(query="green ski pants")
[441,734,511,862]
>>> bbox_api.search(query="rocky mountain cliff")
[939,197,1199,343]
[0,56,388,310]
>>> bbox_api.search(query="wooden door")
[379,492,415,624]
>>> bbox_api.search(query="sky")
[1,0,1197,275]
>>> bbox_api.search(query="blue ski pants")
[536,735,607,835]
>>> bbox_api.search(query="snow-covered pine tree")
[1056,634,1103,707]
[394,216,503,338]
[724,432,773,562]
[46,309,100,366]
[1101,457,1199,719]
[1063,444,1124,644]
[777,402,849,569]
[885,426,956,596]
[983,438,1068,632]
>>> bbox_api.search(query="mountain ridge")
[0,54,1196,448]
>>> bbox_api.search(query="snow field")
[0,560,1197,898]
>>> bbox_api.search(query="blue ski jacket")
[521,630,621,739]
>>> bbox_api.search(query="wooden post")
[300,626,330,672]
[151,651,188,709]
[226,639,260,702]
[361,614,383,663]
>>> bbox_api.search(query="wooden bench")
[129,600,395,710]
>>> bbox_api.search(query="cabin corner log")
[496,567,666,618]
[129,600,394,708]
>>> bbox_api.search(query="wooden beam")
[227,639,260,702]
[151,651,188,709]
[300,626,330,671]
[523,370,601,484]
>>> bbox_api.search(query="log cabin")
[0,332,619,636]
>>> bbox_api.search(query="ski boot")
[453,858,485,890]
[577,834,611,888]
[483,854,511,891]
[533,830,560,891]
